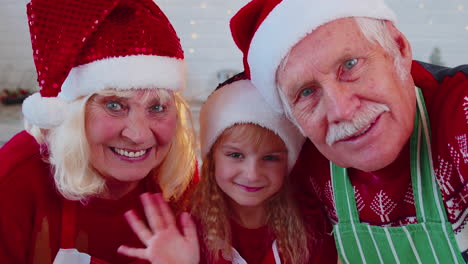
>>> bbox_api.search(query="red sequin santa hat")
[230,0,396,114]
[23,0,185,128]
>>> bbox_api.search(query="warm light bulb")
[419,3,425,9]
[227,9,232,14]
[191,33,199,39]
[200,2,207,8]
[190,20,196,25]
[189,48,195,53]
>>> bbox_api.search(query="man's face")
[277,18,415,172]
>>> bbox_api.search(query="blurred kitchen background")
[1,0,468,146]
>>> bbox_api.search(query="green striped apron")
[331,88,464,264]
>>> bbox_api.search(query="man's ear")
[385,20,413,69]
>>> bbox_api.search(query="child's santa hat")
[230,0,396,113]
[200,73,305,171]
[23,0,185,128]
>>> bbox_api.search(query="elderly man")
[230,0,468,263]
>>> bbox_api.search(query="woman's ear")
[385,20,413,69]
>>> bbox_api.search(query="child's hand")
[118,193,200,264]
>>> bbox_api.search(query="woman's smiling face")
[85,89,177,183]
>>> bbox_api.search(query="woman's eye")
[343,58,358,70]
[106,101,123,111]
[300,88,314,98]
[228,152,243,159]
[151,104,165,112]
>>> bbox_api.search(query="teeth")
[113,148,147,158]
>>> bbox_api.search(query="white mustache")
[326,102,390,146]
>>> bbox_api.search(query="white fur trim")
[22,92,68,129]
[60,55,186,100]
[248,0,396,113]
[200,79,304,171]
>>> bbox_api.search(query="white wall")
[0,0,467,99]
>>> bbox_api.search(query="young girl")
[118,74,333,263]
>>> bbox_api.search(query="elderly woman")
[0,0,197,263]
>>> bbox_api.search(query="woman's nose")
[121,111,152,144]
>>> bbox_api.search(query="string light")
[419,3,425,9]
[200,2,207,9]
[227,9,232,14]
[189,48,195,53]
[191,33,199,40]
[465,25,468,31]
[190,20,196,25]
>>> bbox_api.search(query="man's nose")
[323,82,360,123]
[121,110,152,145]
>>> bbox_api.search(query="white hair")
[354,17,407,80]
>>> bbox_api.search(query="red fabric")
[229,0,282,78]
[291,61,468,246]
[0,131,197,264]
[27,0,183,98]
[198,216,336,264]
[230,219,274,264]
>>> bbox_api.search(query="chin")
[110,170,150,182]
[347,153,400,172]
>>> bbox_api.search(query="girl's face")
[213,124,288,211]
[85,89,177,184]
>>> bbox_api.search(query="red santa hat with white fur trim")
[200,73,305,171]
[230,0,396,114]
[23,0,185,128]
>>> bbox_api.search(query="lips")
[236,183,264,192]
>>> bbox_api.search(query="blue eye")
[344,58,358,70]
[106,101,123,111]
[228,152,243,159]
[300,88,314,98]
[151,104,165,112]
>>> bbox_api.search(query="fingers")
[180,212,199,244]
[124,210,153,246]
[141,192,166,232]
[117,245,147,259]
[154,193,176,228]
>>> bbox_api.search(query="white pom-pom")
[22,92,68,129]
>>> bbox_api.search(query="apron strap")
[60,199,77,248]
[331,163,360,223]
[331,87,449,224]
[412,88,449,223]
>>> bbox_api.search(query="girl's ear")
[385,20,413,70]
